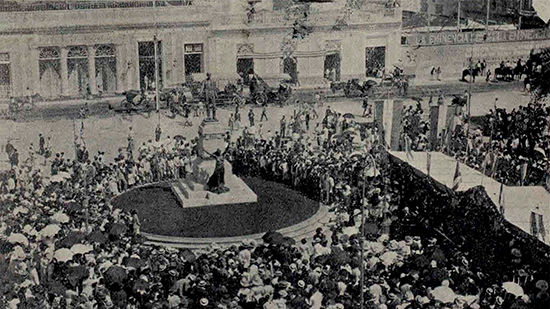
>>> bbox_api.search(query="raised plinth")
[198,118,229,155]
[170,159,257,208]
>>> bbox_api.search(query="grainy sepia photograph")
[0,0,549,308]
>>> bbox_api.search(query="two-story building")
[0,0,402,100]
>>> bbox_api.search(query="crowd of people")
[0,98,548,309]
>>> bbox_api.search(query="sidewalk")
[0,78,522,120]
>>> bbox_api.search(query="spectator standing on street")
[436,66,441,81]
[362,97,369,117]
[155,124,162,142]
[280,116,287,138]
[248,108,255,127]
[260,105,268,122]
[38,133,45,155]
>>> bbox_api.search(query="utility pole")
[153,0,160,112]
[486,0,490,32]
[519,0,523,29]
[457,0,461,32]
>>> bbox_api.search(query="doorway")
[237,58,254,85]
[139,41,163,90]
[324,53,341,82]
[365,46,386,77]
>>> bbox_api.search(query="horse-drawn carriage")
[110,90,157,113]
[215,73,292,106]
[330,79,378,98]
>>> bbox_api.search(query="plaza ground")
[0,81,532,174]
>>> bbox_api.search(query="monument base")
[170,159,258,208]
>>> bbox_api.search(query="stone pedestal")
[170,160,258,208]
[198,118,229,157]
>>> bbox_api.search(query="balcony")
[214,6,401,30]
[0,0,196,12]
[0,5,210,34]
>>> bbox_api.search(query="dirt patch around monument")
[111,177,319,238]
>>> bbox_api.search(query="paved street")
[0,83,531,172]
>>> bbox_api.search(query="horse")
[461,67,481,82]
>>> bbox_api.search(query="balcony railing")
[0,0,195,12]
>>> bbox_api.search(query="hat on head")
[240,276,250,287]
[200,298,209,306]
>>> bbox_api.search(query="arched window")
[67,46,88,59]
[39,47,60,60]
[95,45,115,58]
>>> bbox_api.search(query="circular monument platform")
[111,177,330,249]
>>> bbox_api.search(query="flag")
[538,214,546,242]
[498,183,505,215]
[426,152,432,176]
[531,212,538,237]
[452,160,462,191]
[520,161,528,186]
[481,151,491,176]
[404,135,414,161]
[491,155,499,178]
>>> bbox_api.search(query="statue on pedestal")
[204,148,229,194]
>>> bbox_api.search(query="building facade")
[0,0,402,100]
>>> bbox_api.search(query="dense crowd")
[0,104,548,309]
[448,101,550,186]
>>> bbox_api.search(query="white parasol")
[8,233,29,246]
[40,224,61,237]
[54,248,74,262]
[380,251,399,266]
[502,281,524,297]
[51,212,70,223]
[431,285,457,303]
[70,244,93,255]
[13,206,29,216]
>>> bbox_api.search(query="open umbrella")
[70,244,93,255]
[431,285,457,303]
[502,282,524,297]
[51,212,70,223]
[380,251,399,266]
[54,248,74,262]
[40,224,61,238]
[173,135,186,141]
[67,265,88,287]
[8,233,29,246]
[263,231,285,245]
[281,237,296,246]
[109,223,128,238]
[0,240,14,254]
[47,280,67,295]
[13,206,29,216]
[87,230,108,244]
[57,232,86,248]
[103,266,127,288]
[180,248,196,263]
[343,113,355,119]
[124,257,145,270]
[50,174,66,183]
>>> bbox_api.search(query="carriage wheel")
[256,93,267,105]
[232,96,243,106]
[121,99,132,113]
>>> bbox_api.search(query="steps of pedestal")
[142,205,331,250]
